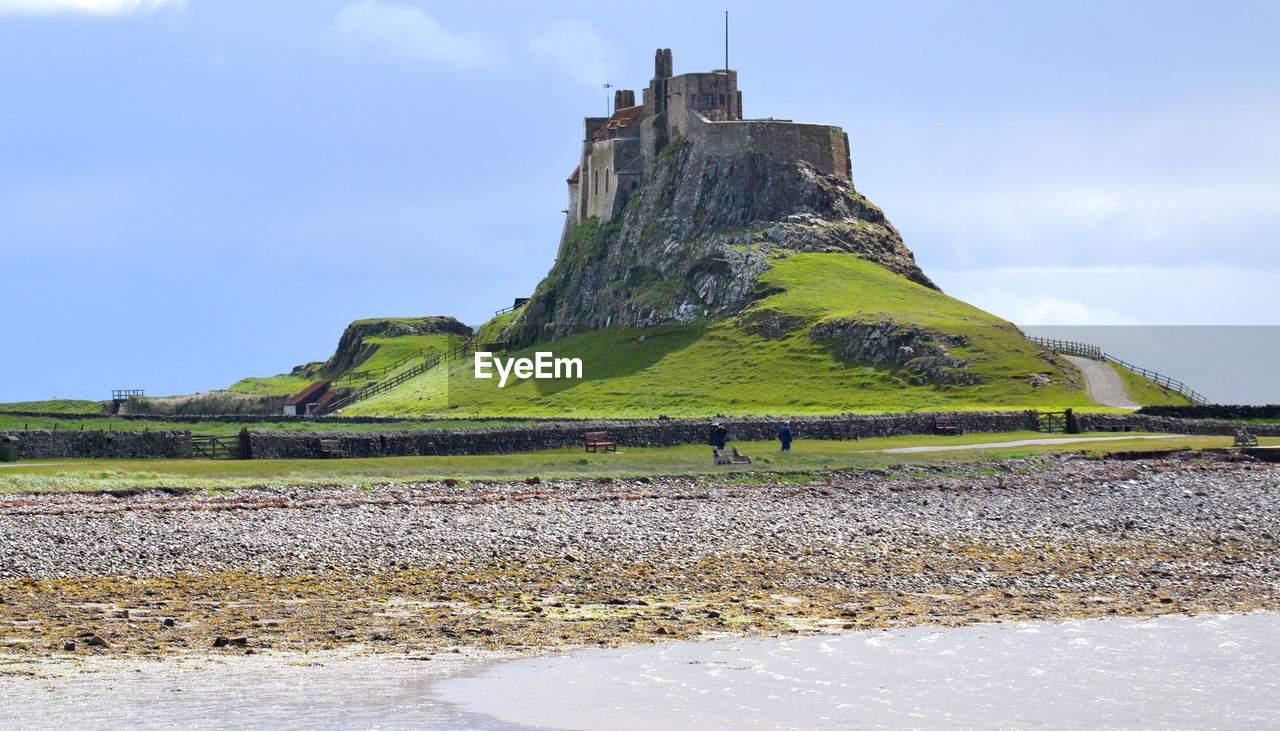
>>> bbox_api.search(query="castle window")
[719,94,726,105]
[605,168,610,192]
[703,94,714,105]
[593,170,598,195]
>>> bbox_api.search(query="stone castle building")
[565,48,853,227]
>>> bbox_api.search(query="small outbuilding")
[283,380,332,416]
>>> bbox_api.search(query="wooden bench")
[584,431,617,453]
[1234,429,1259,447]
[713,447,752,465]
[319,439,349,458]
[933,416,964,435]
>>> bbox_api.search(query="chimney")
[614,89,635,109]
[654,48,673,79]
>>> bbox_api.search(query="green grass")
[226,374,317,396]
[348,254,1121,417]
[0,431,1261,494]
[474,310,518,345]
[0,399,104,414]
[1107,362,1194,407]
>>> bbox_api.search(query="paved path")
[874,434,1182,454]
[1063,355,1141,409]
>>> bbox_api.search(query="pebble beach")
[1,452,1277,668]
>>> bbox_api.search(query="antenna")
[724,10,729,70]
[602,82,614,115]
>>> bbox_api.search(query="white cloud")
[0,0,179,13]
[931,266,1280,326]
[526,18,618,88]
[332,1,503,72]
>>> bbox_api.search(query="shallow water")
[438,612,1280,729]
[3,613,1278,729]
[0,652,533,730]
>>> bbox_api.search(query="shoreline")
[2,453,1277,671]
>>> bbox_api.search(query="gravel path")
[1,454,1276,660]
[876,434,1179,453]
[1064,354,1140,408]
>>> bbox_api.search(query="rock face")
[509,139,933,347]
[810,319,980,386]
[293,317,473,379]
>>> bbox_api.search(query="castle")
[565,48,854,226]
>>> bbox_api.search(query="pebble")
[0,456,1276,604]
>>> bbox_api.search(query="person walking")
[778,422,793,452]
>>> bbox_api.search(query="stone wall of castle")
[685,111,852,181]
[582,136,642,221]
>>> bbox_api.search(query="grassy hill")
[229,327,467,396]
[345,253,1151,418]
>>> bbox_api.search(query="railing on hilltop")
[335,351,432,389]
[1026,337,1102,360]
[321,339,480,414]
[493,298,530,317]
[1028,336,1207,404]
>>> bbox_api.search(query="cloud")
[526,18,618,88]
[332,1,503,72]
[0,0,180,14]
[931,266,1280,326]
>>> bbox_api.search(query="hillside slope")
[230,317,471,396]
[346,254,1099,417]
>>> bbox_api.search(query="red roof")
[591,105,644,142]
[567,165,581,184]
[284,380,331,406]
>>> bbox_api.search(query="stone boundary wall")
[1137,405,1280,421]
[1076,414,1280,437]
[0,410,589,425]
[245,411,1039,460]
[0,430,193,460]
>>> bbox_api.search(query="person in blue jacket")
[778,422,793,452]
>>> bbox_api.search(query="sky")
[1,0,1277,402]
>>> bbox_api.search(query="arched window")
[605,168,610,193]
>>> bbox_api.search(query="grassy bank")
[0,431,1259,494]
[1108,362,1194,407]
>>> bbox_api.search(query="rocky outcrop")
[510,139,932,347]
[810,319,981,386]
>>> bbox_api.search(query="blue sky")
[2,0,1277,402]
